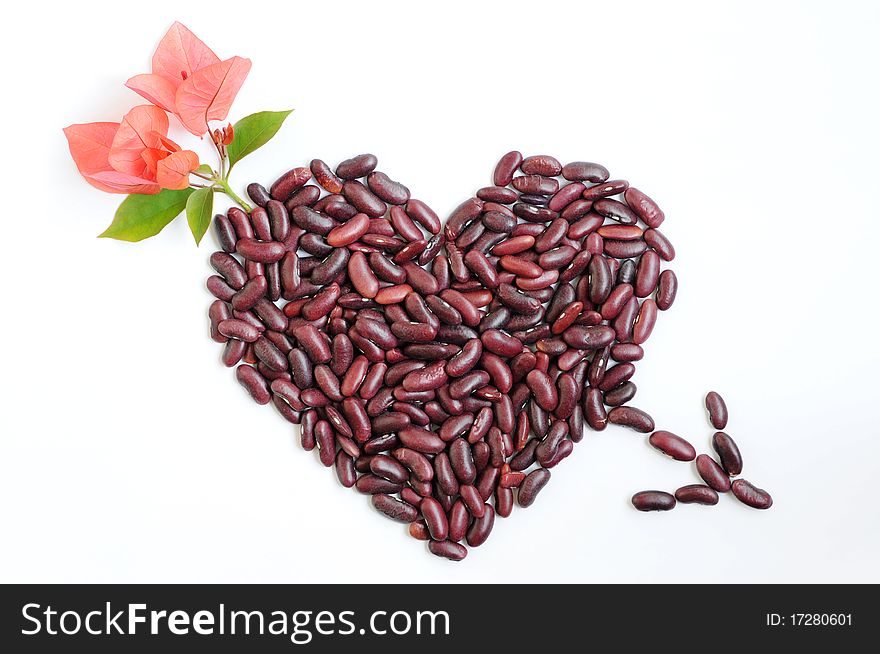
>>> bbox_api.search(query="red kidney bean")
[493,150,523,186]
[584,388,607,430]
[309,158,343,193]
[367,171,410,205]
[285,185,321,212]
[446,501,468,543]
[246,183,271,208]
[653,269,678,312]
[391,449,432,484]
[356,475,402,495]
[213,214,237,253]
[236,238,286,264]
[218,319,261,343]
[517,469,551,507]
[631,491,676,512]
[562,161,609,182]
[371,493,419,522]
[520,154,561,176]
[402,199,439,235]
[635,250,661,298]
[583,179,629,201]
[420,497,449,540]
[644,228,675,261]
[445,198,484,241]
[477,186,518,204]
[598,362,635,392]
[342,180,386,219]
[604,239,648,259]
[705,391,728,429]
[512,174,559,195]
[632,299,658,345]
[608,406,654,433]
[526,369,558,411]
[428,539,467,561]
[450,438,477,484]
[370,454,410,484]
[547,182,586,212]
[465,504,495,547]
[270,166,311,201]
[624,187,665,228]
[696,454,732,492]
[712,431,743,476]
[731,479,773,509]
[335,451,357,488]
[335,153,378,180]
[610,343,643,362]
[207,275,236,301]
[236,364,270,404]
[648,430,697,461]
[675,484,719,505]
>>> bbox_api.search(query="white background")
[1,0,878,583]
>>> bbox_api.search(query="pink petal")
[156,150,200,190]
[175,56,251,136]
[151,21,220,87]
[63,122,119,175]
[88,170,162,194]
[125,74,178,113]
[108,105,169,178]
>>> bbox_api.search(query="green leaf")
[195,164,214,175]
[186,187,214,245]
[227,109,293,170]
[99,188,195,242]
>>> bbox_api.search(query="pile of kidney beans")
[206,151,771,562]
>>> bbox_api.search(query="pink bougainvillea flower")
[63,122,161,194]
[126,22,251,136]
[64,105,200,194]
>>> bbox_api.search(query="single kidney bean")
[712,431,743,476]
[675,484,720,505]
[367,171,410,205]
[644,228,675,261]
[631,491,676,512]
[493,151,523,186]
[336,153,378,180]
[731,479,773,509]
[335,451,357,488]
[310,159,344,193]
[632,299,658,344]
[604,239,648,259]
[705,391,729,429]
[270,166,311,201]
[236,364,270,404]
[526,369,558,411]
[607,406,654,433]
[649,431,697,461]
[603,382,637,407]
[518,469,551,507]
[428,539,467,561]
[420,497,449,540]
[246,183,271,208]
[624,187,665,227]
[343,180,387,218]
[372,494,419,522]
[582,179,629,200]
[635,250,661,298]
[696,454,732,492]
[562,161,610,182]
[656,270,677,311]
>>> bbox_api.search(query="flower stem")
[214,177,252,212]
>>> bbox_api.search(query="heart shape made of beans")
[206,152,677,561]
